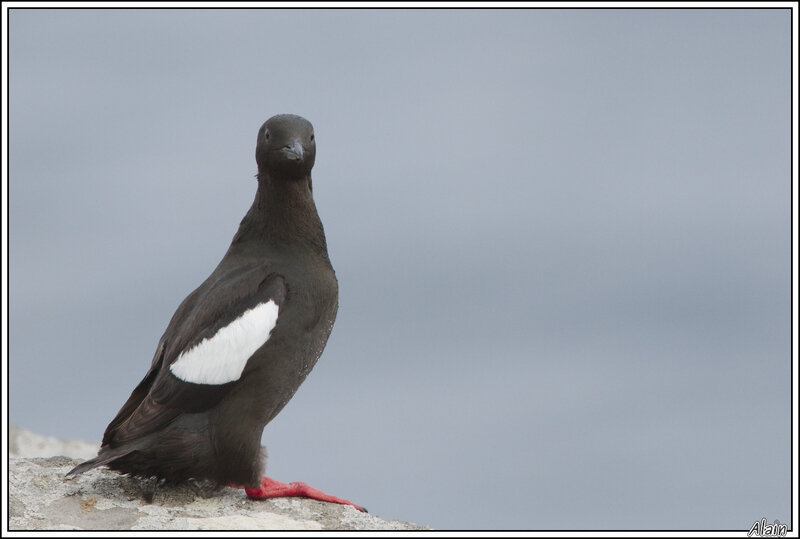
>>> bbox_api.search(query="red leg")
[238,476,367,512]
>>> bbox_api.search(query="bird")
[67,114,363,511]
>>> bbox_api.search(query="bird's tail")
[65,445,136,478]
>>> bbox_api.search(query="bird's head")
[255,114,316,180]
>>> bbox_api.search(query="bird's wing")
[102,265,286,448]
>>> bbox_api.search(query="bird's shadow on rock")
[66,464,226,507]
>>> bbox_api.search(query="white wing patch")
[169,300,280,385]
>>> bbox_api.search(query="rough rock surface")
[8,429,429,531]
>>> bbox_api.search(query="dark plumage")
[68,115,357,508]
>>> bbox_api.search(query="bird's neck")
[232,173,329,257]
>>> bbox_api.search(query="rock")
[9,426,100,460]
[7,429,429,531]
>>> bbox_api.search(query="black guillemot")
[68,114,363,511]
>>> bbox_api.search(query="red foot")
[239,476,367,512]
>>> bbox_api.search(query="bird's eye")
[310,133,315,141]
[264,131,270,141]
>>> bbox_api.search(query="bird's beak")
[280,139,304,161]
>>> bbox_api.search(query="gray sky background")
[8,8,791,530]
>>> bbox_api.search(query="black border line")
[4,2,797,535]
